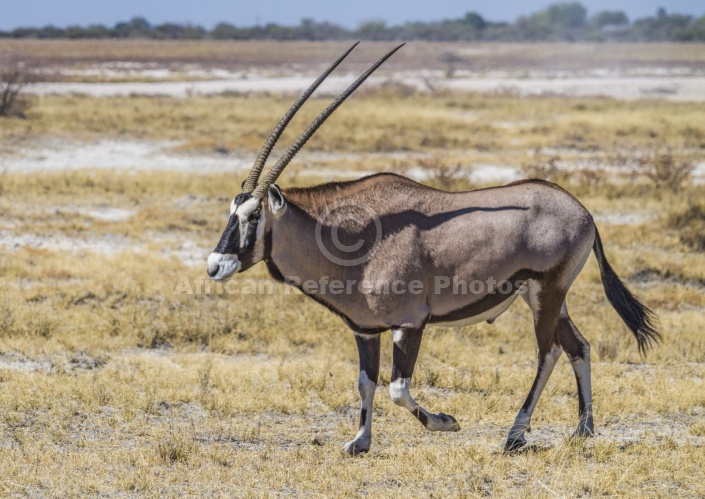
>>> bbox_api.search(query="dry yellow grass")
[1,163,704,496]
[2,92,705,169]
[1,68,705,495]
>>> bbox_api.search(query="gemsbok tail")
[592,225,660,355]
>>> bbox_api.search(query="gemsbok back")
[207,43,660,454]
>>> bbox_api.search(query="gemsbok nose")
[207,263,220,278]
[207,252,223,278]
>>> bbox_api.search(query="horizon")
[2,0,704,31]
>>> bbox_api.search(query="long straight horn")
[241,42,360,193]
[252,43,405,199]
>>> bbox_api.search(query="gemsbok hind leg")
[505,281,564,451]
[557,304,594,438]
[389,328,460,432]
[343,333,381,455]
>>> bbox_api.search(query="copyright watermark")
[314,199,383,267]
[176,275,528,296]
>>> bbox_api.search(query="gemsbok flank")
[207,43,660,454]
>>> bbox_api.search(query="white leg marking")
[392,329,404,343]
[389,377,414,410]
[389,378,458,431]
[343,371,376,454]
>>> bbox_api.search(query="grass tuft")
[667,200,705,251]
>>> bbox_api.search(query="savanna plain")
[1,40,705,497]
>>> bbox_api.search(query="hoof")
[573,414,595,439]
[343,439,370,456]
[426,412,461,432]
[504,435,527,452]
[573,426,595,439]
[438,413,461,432]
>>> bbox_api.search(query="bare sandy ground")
[0,138,251,174]
[29,73,705,101]
[0,137,529,183]
[3,137,702,182]
[0,226,209,268]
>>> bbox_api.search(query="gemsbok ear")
[268,184,287,217]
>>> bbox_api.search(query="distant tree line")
[2,3,705,42]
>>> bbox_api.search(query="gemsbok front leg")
[389,328,460,432]
[343,333,381,455]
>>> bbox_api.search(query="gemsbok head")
[208,43,659,454]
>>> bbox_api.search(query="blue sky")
[2,0,704,30]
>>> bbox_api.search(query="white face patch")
[234,196,261,217]
[234,196,263,248]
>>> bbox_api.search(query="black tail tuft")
[593,226,660,355]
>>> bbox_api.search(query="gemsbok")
[207,43,659,454]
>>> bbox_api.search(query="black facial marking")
[213,213,240,254]
[234,192,252,205]
[212,194,261,270]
